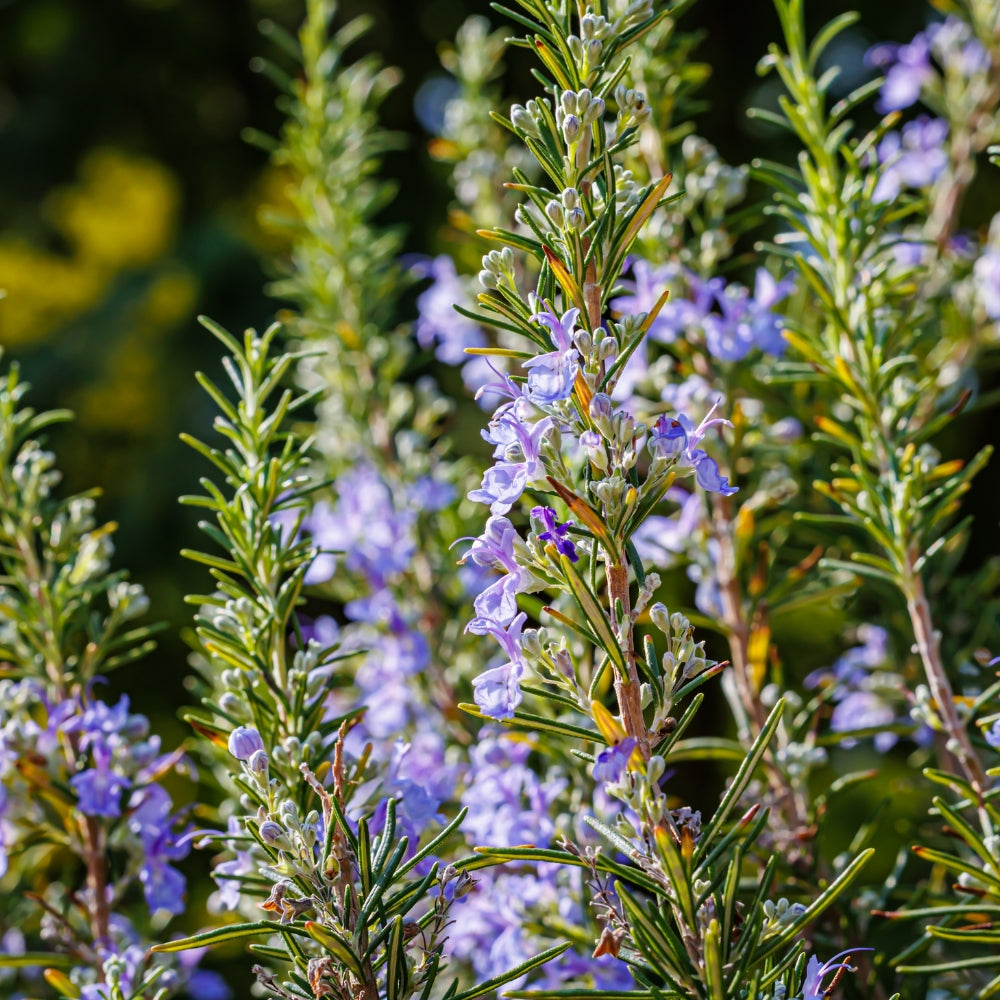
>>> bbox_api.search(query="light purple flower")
[468,462,529,515]
[631,488,702,569]
[211,816,255,911]
[467,516,533,626]
[831,691,898,752]
[648,407,738,496]
[309,466,416,584]
[470,409,553,514]
[592,738,636,783]
[529,299,579,352]
[801,949,873,1000]
[524,348,579,404]
[702,269,794,361]
[984,719,1000,749]
[974,247,1000,320]
[466,613,529,719]
[867,33,933,112]
[71,767,129,818]
[873,116,949,203]
[128,784,190,914]
[413,256,487,364]
[610,259,680,344]
[462,729,566,846]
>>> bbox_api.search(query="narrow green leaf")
[449,944,570,1000]
[151,920,306,953]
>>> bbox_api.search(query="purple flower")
[309,466,416,584]
[927,17,991,76]
[524,349,580,404]
[610,259,680,344]
[867,33,933,112]
[648,408,738,496]
[631,489,702,569]
[592,738,636,782]
[470,409,553,514]
[413,256,487,364]
[466,613,529,720]
[801,949,873,1000]
[806,626,930,749]
[212,816,255,911]
[468,462,529,515]
[63,695,143,751]
[702,269,794,361]
[128,784,190,915]
[830,691,898,752]
[648,415,689,460]
[529,299,579,352]
[71,743,130,818]
[227,726,265,761]
[983,719,1000,749]
[691,450,738,496]
[532,506,579,562]
[466,515,533,626]
[873,116,949,203]
[805,624,888,692]
[186,970,233,1000]
[269,498,337,585]
[472,664,524,721]
[370,735,458,851]
[974,247,1000,320]
[747,268,795,355]
[461,729,566,846]
[412,255,494,393]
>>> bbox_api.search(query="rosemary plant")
[0,355,215,1000]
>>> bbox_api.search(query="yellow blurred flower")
[0,241,103,346]
[0,148,181,349]
[47,148,180,269]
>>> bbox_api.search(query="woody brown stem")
[606,560,651,761]
[82,815,111,961]
[711,494,809,837]
[905,564,987,793]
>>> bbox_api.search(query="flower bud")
[248,749,270,775]
[561,114,581,143]
[228,726,265,761]
[258,820,287,847]
[218,692,241,715]
[649,603,671,633]
[589,392,614,429]
[521,629,542,658]
[646,754,666,784]
[545,199,565,227]
[510,103,541,137]
[580,430,609,472]
[582,98,604,124]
